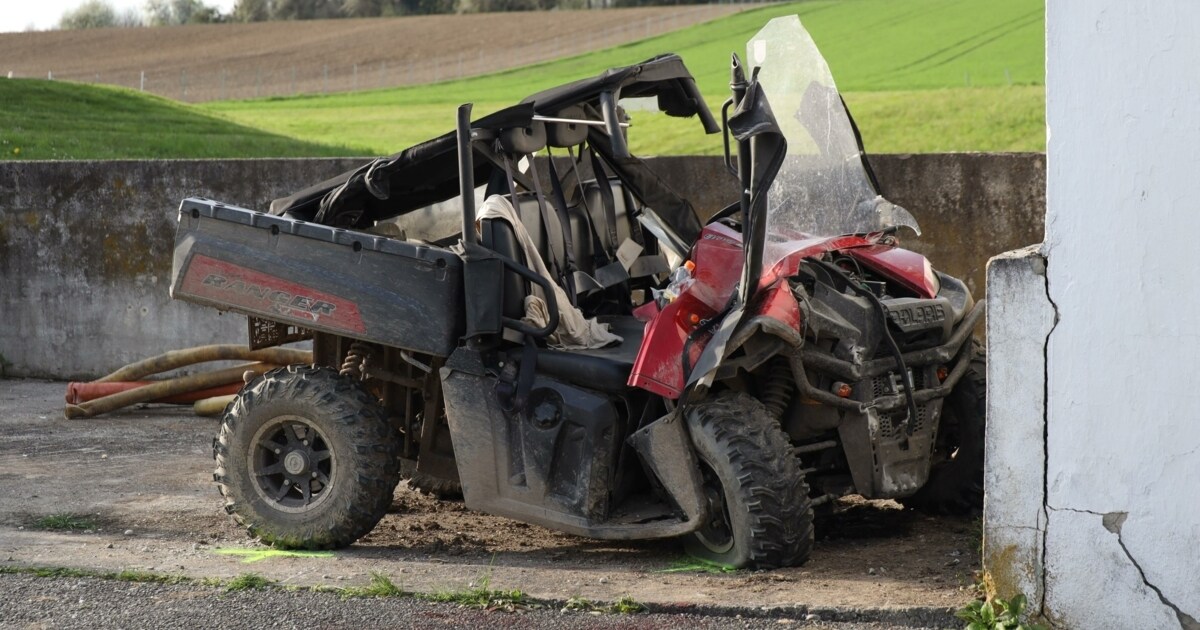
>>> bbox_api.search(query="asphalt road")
[1,572,952,630]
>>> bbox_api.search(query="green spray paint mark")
[213,548,335,564]
[655,558,738,574]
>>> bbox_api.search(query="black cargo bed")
[170,198,464,357]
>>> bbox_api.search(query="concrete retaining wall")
[0,154,1043,380]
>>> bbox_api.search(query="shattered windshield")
[748,16,920,270]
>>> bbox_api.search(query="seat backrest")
[511,189,617,281]
[579,178,636,255]
[480,216,529,322]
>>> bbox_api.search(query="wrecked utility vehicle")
[170,16,985,569]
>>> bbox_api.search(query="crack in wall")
[1038,250,1196,629]
[1047,506,1199,629]
[1037,252,1057,621]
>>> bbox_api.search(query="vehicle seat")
[482,111,657,325]
[507,314,646,393]
[480,191,645,392]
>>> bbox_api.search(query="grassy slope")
[0,79,363,160]
[203,0,1045,155]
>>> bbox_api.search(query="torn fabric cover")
[268,104,536,228]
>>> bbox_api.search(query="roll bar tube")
[457,103,477,246]
[599,91,630,159]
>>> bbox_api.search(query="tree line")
[57,0,701,28]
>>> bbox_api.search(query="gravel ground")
[1,379,970,628]
[1,572,953,630]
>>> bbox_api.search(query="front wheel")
[683,393,814,569]
[213,365,401,548]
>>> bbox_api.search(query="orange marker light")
[937,367,949,382]
[688,313,701,325]
[833,382,852,398]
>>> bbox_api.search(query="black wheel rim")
[249,415,335,513]
[695,461,735,554]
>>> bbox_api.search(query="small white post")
[140,70,145,91]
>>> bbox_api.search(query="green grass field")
[202,0,1044,155]
[0,80,361,160]
[0,0,1044,159]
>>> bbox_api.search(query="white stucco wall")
[987,2,1200,628]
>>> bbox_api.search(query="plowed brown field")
[0,6,745,102]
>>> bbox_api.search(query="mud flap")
[627,412,707,524]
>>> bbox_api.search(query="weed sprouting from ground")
[427,575,528,611]
[115,570,188,584]
[1,566,95,579]
[341,572,405,598]
[958,573,1047,630]
[33,514,98,531]
[611,596,647,614]
[957,593,1047,630]
[225,572,272,592]
[1,565,187,585]
[563,596,647,614]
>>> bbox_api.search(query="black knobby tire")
[213,365,401,549]
[399,459,462,500]
[901,346,986,515]
[683,392,814,569]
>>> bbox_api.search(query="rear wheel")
[683,393,814,569]
[213,365,401,548]
[901,346,986,515]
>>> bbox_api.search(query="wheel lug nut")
[311,472,318,478]
[302,440,309,446]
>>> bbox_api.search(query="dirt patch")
[0,6,744,102]
[0,378,977,614]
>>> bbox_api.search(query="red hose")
[65,381,244,405]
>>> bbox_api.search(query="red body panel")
[628,226,938,398]
[750,279,802,329]
[628,223,744,398]
[846,245,937,299]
